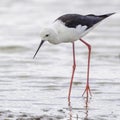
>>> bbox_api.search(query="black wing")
[56,13,114,29]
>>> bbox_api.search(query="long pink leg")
[68,42,76,102]
[80,39,92,97]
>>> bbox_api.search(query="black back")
[56,13,114,29]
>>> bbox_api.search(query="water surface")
[0,0,120,119]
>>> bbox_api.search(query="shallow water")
[0,0,120,120]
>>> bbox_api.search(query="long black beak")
[33,40,45,59]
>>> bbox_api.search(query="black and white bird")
[33,13,115,102]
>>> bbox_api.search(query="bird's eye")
[45,34,49,37]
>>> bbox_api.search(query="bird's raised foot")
[82,85,92,97]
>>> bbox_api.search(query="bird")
[33,13,115,102]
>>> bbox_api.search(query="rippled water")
[0,0,120,120]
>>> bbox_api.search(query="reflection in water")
[84,97,89,120]
[68,103,72,120]
[68,96,91,120]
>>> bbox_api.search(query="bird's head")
[33,27,58,58]
[40,27,58,43]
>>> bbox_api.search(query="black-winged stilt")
[33,13,115,102]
